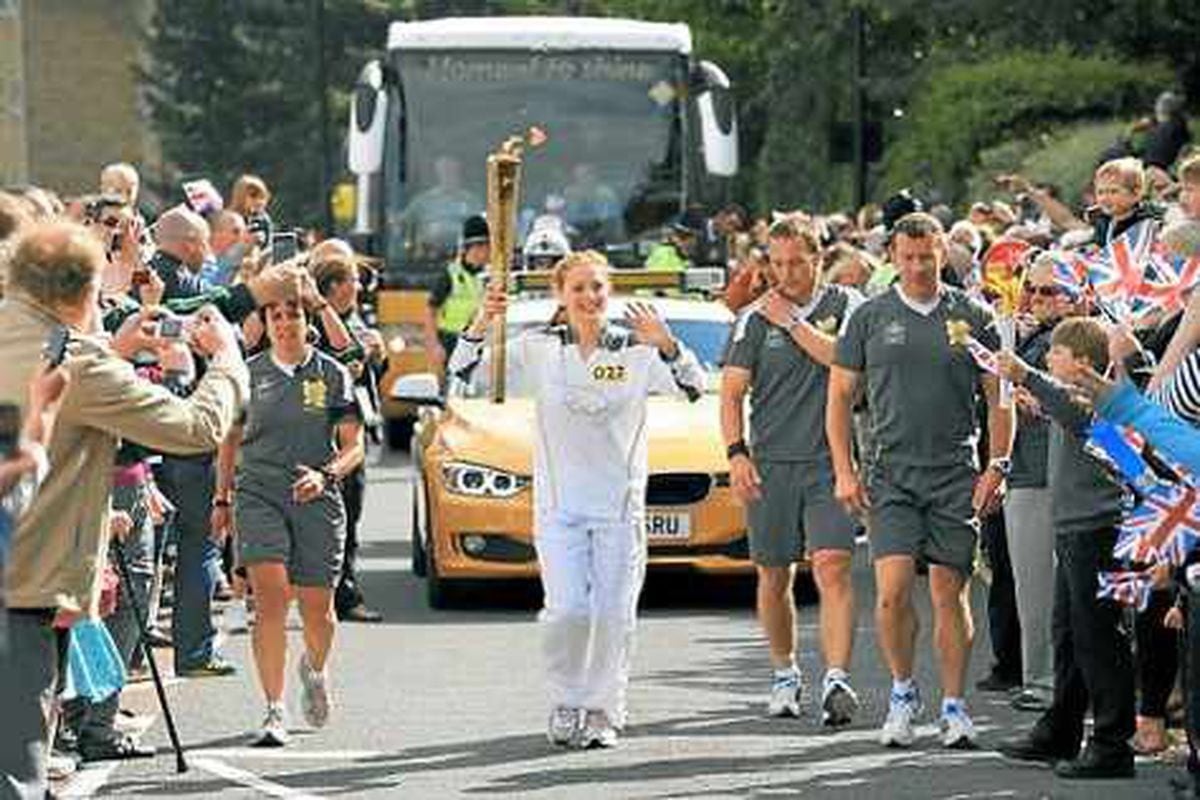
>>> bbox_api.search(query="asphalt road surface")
[64,449,1184,799]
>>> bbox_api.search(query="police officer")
[424,215,489,380]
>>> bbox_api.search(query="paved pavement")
[61,450,1186,798]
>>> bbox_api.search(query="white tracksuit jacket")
[448,323,705,724]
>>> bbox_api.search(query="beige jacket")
[0,295,249,613]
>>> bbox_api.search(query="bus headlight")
[441,462,530,498]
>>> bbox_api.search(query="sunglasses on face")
[1026,285,1060,298]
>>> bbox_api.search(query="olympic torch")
[485,127,545,403]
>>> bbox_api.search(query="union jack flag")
[1113,481,1200,566]
[1046,250,1088,298]
[1141,249,1200,314]
[1096,570,1154,611]
[1087,224,1154,303]
[964,336,998,376]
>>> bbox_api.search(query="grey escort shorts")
[237,482,347,588]
[747,459,858,567]
[867,459,978,574]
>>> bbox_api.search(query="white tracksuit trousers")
[535,511,647,727]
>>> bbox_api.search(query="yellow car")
[396,293,753,608]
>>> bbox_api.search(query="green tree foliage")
[145,0,392,227]
[883,50,1172,202]
[145,0,1199,225]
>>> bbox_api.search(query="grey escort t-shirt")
[835,285,998,469]
[238,349,359,488]
[726,285,862,462]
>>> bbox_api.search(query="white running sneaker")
[253,702,289,747]
[767,669,803,718]
[821,675,859,727]
[298,653,331,729]
[578,709,619,749]
[940,705,977,749]
[879,688,922,748]
[223,600,250,634]
[547,706,581,746]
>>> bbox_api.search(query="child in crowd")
[996,317,1137,780]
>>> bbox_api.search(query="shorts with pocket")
[236,482,347,588]
[746,459,858,567]
[867,460,979,575]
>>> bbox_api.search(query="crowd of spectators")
[0,165,389,796]
[5,89,1200,796]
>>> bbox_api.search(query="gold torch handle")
[485,137,524,404]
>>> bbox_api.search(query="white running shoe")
[940,705,977,749]
[298,653,331,729]
[223,600,250,634]
[253,703,289,747]
[821,675,859,727]
[879,688,922,748]
[767,669,803,718]
[547,706,581,746]
[578,709,619,749]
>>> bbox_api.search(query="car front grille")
[646,473,713,505]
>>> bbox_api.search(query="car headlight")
[441,461,530,498]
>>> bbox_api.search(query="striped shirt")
[1150,347,1200,426]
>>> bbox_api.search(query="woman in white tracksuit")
[448,250,705,749]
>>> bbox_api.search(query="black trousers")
[980,509,1022,681]
[335,465,367,615]
[1136,588,1178,718]
[1034,526,1135,756]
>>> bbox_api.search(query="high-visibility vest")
[644,243,688,272]
[436,261,485,333]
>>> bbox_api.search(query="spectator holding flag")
[996,317,1137,779]
[1002,253,1076,714]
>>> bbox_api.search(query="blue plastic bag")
[62,618,126,702]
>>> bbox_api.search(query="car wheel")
[425,531,456,610]
[410,479,428,578]
[386,417,415,451]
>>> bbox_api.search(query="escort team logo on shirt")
[883,320,906,346]
[302,377,328,410]
[765,329,787,349]
[945,318,972,347]
[591,364,628,383]
[816,316,838,335]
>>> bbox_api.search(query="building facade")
[0,0,158,195]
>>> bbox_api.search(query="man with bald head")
[0,220,248,796]
[202,210,252,287]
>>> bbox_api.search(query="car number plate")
[645,510,690,540]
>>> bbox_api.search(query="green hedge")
[883,49,1172,203]
[965,119,1132,208]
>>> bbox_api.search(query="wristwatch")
[726,440,750,460]
[987,457,1012,477]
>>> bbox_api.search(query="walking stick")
[111,541,188,773]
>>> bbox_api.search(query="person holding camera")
[0,220,249,797]
[212,297,364,747]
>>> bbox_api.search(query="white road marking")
[191,747,384,761]
[192,756,325,800]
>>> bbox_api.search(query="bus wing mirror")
[349,60,388,176]
[692,60,738,178]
